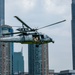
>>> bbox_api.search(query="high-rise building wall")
[0,0,5,25]
[13,51,24,74]
[72,0,75,70]
[28,44,49,75]
[0,0,13,75]
[0,25,13,75]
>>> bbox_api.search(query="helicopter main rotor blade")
[14,16,32,30]
[37,20,66,30]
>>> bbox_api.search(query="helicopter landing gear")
[35,44,39,47]
[35,41,44,47]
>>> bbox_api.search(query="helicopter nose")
[52,40,54,43]
[50,38,54,43]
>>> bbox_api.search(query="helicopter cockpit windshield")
[44,35,50,39]
[41,35,44,39]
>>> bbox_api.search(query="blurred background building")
[0,25,13,75]
[72,0,75,70]
[0,0,5,25]
[0,0,14,74]
[58,70,75,75]
[48,70,75,75]
[28,44,49,75]
[13,50,24,75]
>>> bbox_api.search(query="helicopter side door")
[32,35,40,42]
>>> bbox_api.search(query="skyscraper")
[0,0,14,74]
[28,44,49,75]
[13,51,24,74]
[0,0,14,75]
[0,0,5,25]
[0,0,5,36]
[0,25,13,75]
[72,0,75,70]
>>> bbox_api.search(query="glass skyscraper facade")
[72,0,75,70]
[28,44,49,75]
[13,51,24,74]
[0,0,5,25]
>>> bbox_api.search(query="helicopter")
[0,16,66,46]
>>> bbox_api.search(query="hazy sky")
[5,0,72,72]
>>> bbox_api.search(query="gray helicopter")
[0,16,66,46]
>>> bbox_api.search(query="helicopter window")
[41,35,44,39]
[33,35,40,42]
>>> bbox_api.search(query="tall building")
[72,0,75,70]
[0,0,14,75]
[28,44,49,75]
[0,0,5,25]
[13,51,24,74]
[0,25,13,75]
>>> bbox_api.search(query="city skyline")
[5,0,72,72]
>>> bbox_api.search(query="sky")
[5,0,72,72]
